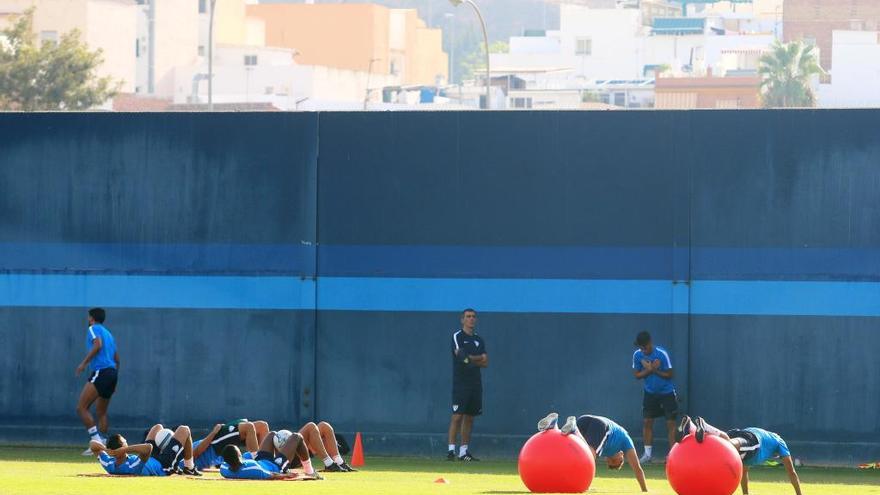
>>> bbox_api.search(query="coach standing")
[75,308,119,455]
[447,308,488,462]
[632,330,676,464]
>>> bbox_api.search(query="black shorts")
[727,429,759,462]
[147,438,184,473]
[576,416,609,453]
[452,387,482,416]
[87,368,117,399]
[210,422,245,454]
[643,391,678,419]
[256,450,288,472]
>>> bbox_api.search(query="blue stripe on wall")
[1,274,878,316]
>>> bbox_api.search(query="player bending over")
[220,430,322,480]
[90,424,200,476]
[727,427,802,495]
[259,419,356,472]
[538,413,648,492]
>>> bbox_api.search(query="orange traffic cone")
[350,432,365,467]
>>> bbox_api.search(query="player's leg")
[300,422,336,471]
[95,397,111,438]
[662,392,679,449]
[447,414,463,460]
[458,387,481,461]
[318,421,354,471]
[460,415,478,461]
[280,431,320,478]
[676,415,694,442]
[640,392,659,463]
[252,420,270,444]
[237,422,259,454]
[76,378,101,455]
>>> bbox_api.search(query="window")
[575,37,592,56]
[198,45,205,56]
[613,92,625,107]
[511,97,533,109]
[40,30,58,46]
[244,55,258,66]
[199,0,207,14]
[136,38,140,57]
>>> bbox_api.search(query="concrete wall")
[0,110,878,463]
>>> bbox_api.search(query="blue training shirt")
[743,428,791,466]
[97,452,165,476]
[632,345,675,395]
[593,416,636,458]
[86,324,117,372]
[220,452,277,480]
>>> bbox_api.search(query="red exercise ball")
[666,434,743,495]
[518,429,596,493]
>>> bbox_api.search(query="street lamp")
[208,0,217,111]
[448,0,490,109]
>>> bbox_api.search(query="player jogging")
[537,413,648,492]
[728,427,803,495]
[76,308,119,455]
[448,308,488,461]
[220,429,322,480]
[90,423,200,476]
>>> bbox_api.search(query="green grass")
[0,447,877,495]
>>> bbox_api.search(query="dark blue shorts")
[642,391,678,419]
[87,368,117,399]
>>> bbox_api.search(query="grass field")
[0,447,877,495]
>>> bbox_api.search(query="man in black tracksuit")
[447,308,488,461]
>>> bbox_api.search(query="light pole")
[208,0,217,110]
[444,13,455,85]
[363,57,380,110]
[448,0,490,109]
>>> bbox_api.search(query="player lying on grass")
[220,429,322,480]
[90,424,200,476]
[728,427,802,495]
[538,413,648,492]
[183,419,263,471]
[258,419,356,472]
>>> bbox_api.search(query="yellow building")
[246,3,448,86]
[0,0,138,92]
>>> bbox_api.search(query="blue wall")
[0,110,877,462]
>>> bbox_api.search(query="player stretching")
[258,419,356,472]
[728,427,803,495]
[538,413,648,492]
[220,430,322,480]
[75,308,119,455]
[90,424,200,476]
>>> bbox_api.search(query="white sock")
[184,457,194,469]
[322,456,334,467]
[448,444,455,452]
[644,445,653,457]
[333,455,344,465]
[301,458,314,475]
[88,426,101,442]
[459,445,468,457]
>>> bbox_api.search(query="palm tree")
[758,40,823,108]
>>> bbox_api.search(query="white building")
[135,0,199,96]
[818,30,880,108]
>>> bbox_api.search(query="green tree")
[0,8,118,111]
[758,40,822,108]
[460,40,509,81]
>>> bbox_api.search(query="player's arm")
[89,439,106,456]
[633,360,653,379]
[781,456,803,495]
[114,351,120,371]
[193,424,224,458]
[469,354,488,367]
[108,443,153,463]
[741,466,750,494]
[624,448,648,492]
[76,337,102,376]
[653,366,673,379]
[270,472,300,479]
[653,355,674,379]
